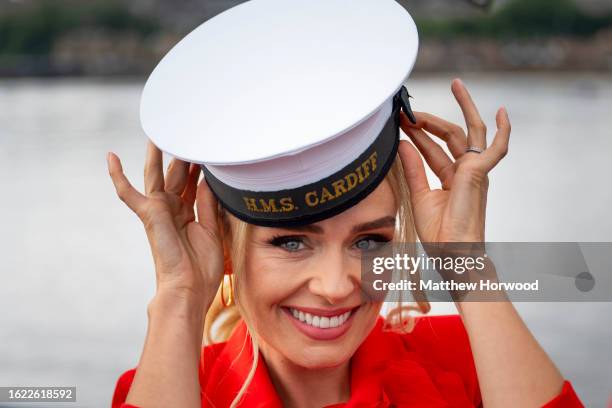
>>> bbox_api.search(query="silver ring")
[465,146,484,154]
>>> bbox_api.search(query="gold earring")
[221,273,234,307]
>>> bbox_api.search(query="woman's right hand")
[107,141,224,309]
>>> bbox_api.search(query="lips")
[282,305,360,341]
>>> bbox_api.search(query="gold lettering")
[331,179,347,197]
[259,198,279,213]
[279,197,295,212]
[355,166,365,183]
[243,197,259,212]
[319,186,335,204]
[369,151,378,171]
[361,159,371,179]
[344,173,358,191]
[305,191,319,207]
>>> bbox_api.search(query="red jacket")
[112,315,583,407]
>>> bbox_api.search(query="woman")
[108,78,582,407]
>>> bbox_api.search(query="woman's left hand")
[398,78,511,243]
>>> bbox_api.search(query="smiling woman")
[107,0,583,407]
[109,139,583,407]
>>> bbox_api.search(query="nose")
[308,248,358,304]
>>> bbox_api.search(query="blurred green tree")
[0,0,159,56]
[417,0,612,39]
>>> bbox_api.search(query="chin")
[295,345,355,369]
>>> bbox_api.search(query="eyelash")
[268,235,307,252]
[267,234,392,252]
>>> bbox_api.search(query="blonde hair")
[203,154,430,406]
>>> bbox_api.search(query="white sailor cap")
[140,0,419,227]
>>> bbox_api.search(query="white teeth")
[287,308,354,329]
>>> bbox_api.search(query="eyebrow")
[278,216,396,235]
[350,216,396,234]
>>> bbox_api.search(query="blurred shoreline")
[1,34,611,78]
[1,70,609,83]
[1,0,611,77]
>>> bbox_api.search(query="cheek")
[239,251,301,325]
[244,253,300,296]
[243,244,323,299]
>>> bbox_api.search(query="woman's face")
[233,179,397,369]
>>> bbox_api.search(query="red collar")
[200,317,478,407]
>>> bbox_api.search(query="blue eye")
[282,239,303,251]
[354,235,390,251]
[269,236,305,252]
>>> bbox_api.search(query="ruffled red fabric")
[112,315,583,407]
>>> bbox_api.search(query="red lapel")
[201,321,283,407]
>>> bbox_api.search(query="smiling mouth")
[281,305,361,339]
[287,307,352,328]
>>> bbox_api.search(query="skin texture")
[107,79,564,408]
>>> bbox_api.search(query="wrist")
[148,289,207,326]
[447,257,508,303]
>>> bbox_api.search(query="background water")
[0,73,611,407]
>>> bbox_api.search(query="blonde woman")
[108,77,582,407]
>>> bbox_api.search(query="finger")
[196,176,219,233]
[401,121,455,189]
[398,140,430,197]
[480,107,511,171]
[181,163,201,207]
[107,152,147,215]
[144,140,164,195]
[402,111,467,159]
[451,79,487,150]
[164,157,191,195]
